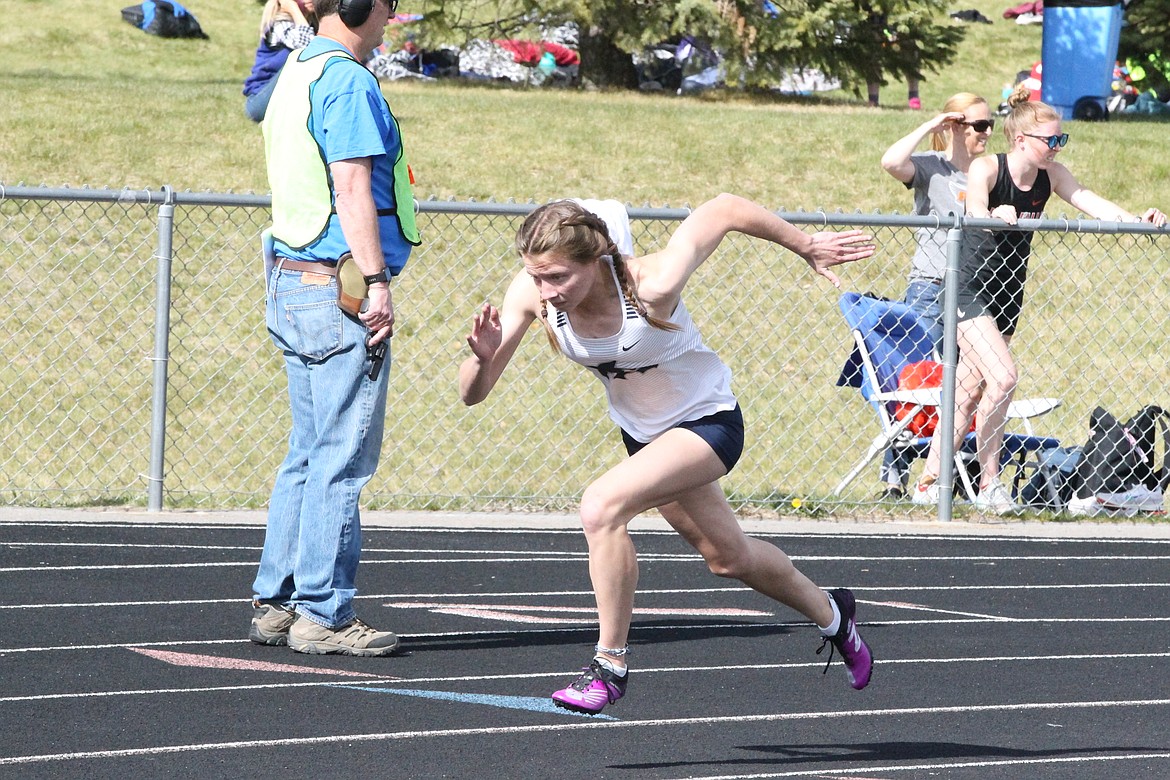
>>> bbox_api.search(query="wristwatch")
[363,270,389,285]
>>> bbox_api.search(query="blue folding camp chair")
[834,291,1062,502]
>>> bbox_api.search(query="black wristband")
[363,270,389,285]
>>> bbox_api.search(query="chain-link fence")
[1,185,1166,519]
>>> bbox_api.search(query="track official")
[250,0,419,656]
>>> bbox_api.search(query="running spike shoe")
[817,588,873,690]
[551,659,628,714]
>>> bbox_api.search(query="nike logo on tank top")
[548,259,736,442]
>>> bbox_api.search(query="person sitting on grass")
[242,0,318,123]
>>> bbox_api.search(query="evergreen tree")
[1118,0,1170,95]
[413,0,964,96]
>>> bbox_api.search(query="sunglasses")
[1023,132,1070,149]
[961,119,995,133]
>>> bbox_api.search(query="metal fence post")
[937,217,964,522]
[147,186,176,511]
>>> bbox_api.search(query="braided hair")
[516,200,679,353]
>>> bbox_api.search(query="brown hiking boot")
[288,617,400,657]
[249,601,297,646]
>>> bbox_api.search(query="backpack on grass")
[1019,445,1083,510]
[1066,405,1170,516]
[121,0,208,39]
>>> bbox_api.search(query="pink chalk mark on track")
[129,647,389,678]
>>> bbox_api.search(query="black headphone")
[338,0,374,27]
[337,0,396,27]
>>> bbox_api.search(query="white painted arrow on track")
[384,602,772,624]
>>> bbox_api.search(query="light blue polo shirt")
[268,36,414,275]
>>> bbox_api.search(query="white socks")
[819,592,842,636]
[594,656,628,676]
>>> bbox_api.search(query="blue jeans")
[904,278,944,348]
[881,279,943,487]
[252,267,390,628]
[244,78,278,123]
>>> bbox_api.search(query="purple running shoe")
[817,588,873,690]
[551,659,628,714]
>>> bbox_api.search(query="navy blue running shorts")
[620,405,745,474]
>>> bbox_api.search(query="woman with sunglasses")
[876,92,993,500]
[911,84,1166,514]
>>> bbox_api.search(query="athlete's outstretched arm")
[458,270,539,406]
[637,194,875,305]
[1048,164,1167,225]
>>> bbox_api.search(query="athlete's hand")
[466,302,501,362]
[930,111,968,136]
[990,204,1019,225]
[803,230,876,288]
[1138,208,1167,228]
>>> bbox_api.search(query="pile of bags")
[1021,405,1169,516]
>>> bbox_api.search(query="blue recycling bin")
[1041,0,1124,120]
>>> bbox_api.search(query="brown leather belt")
[278,258,338,276]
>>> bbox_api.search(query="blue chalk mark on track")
[340,685,618,720]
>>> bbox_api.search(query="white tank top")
[549,261,737,442]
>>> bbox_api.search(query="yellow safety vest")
[263,47,420,250]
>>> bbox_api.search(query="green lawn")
[2,1,1167,515]
[3,0,1168,211]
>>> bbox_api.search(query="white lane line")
[396,607,597,625]
[0,678,409,704]
[3,582,1170,611]
[0,542,262,551]
[388,603,771,616]
[0,562,262,573]
[2,651,1167,704]
[0,699,1166,766]
[387,604,770,625]
[6,536,1169,562]
[383,599,999,624]
[3,554,1169,573]
[0,598,260,611]
[0,542,660,555]
[4,519,1170,545]
[794,555,1170,561]
[3,615,1169,654]
[866,601,1008,620]
[0,557,593,572]
[662,751,1170,779]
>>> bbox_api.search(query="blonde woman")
[459,196,875,714]
[912,85,1166,514]
[875,92,993,499]
[243,0,318,122]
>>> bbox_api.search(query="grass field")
[2,0,1169,211]
[2,1,1167,514]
